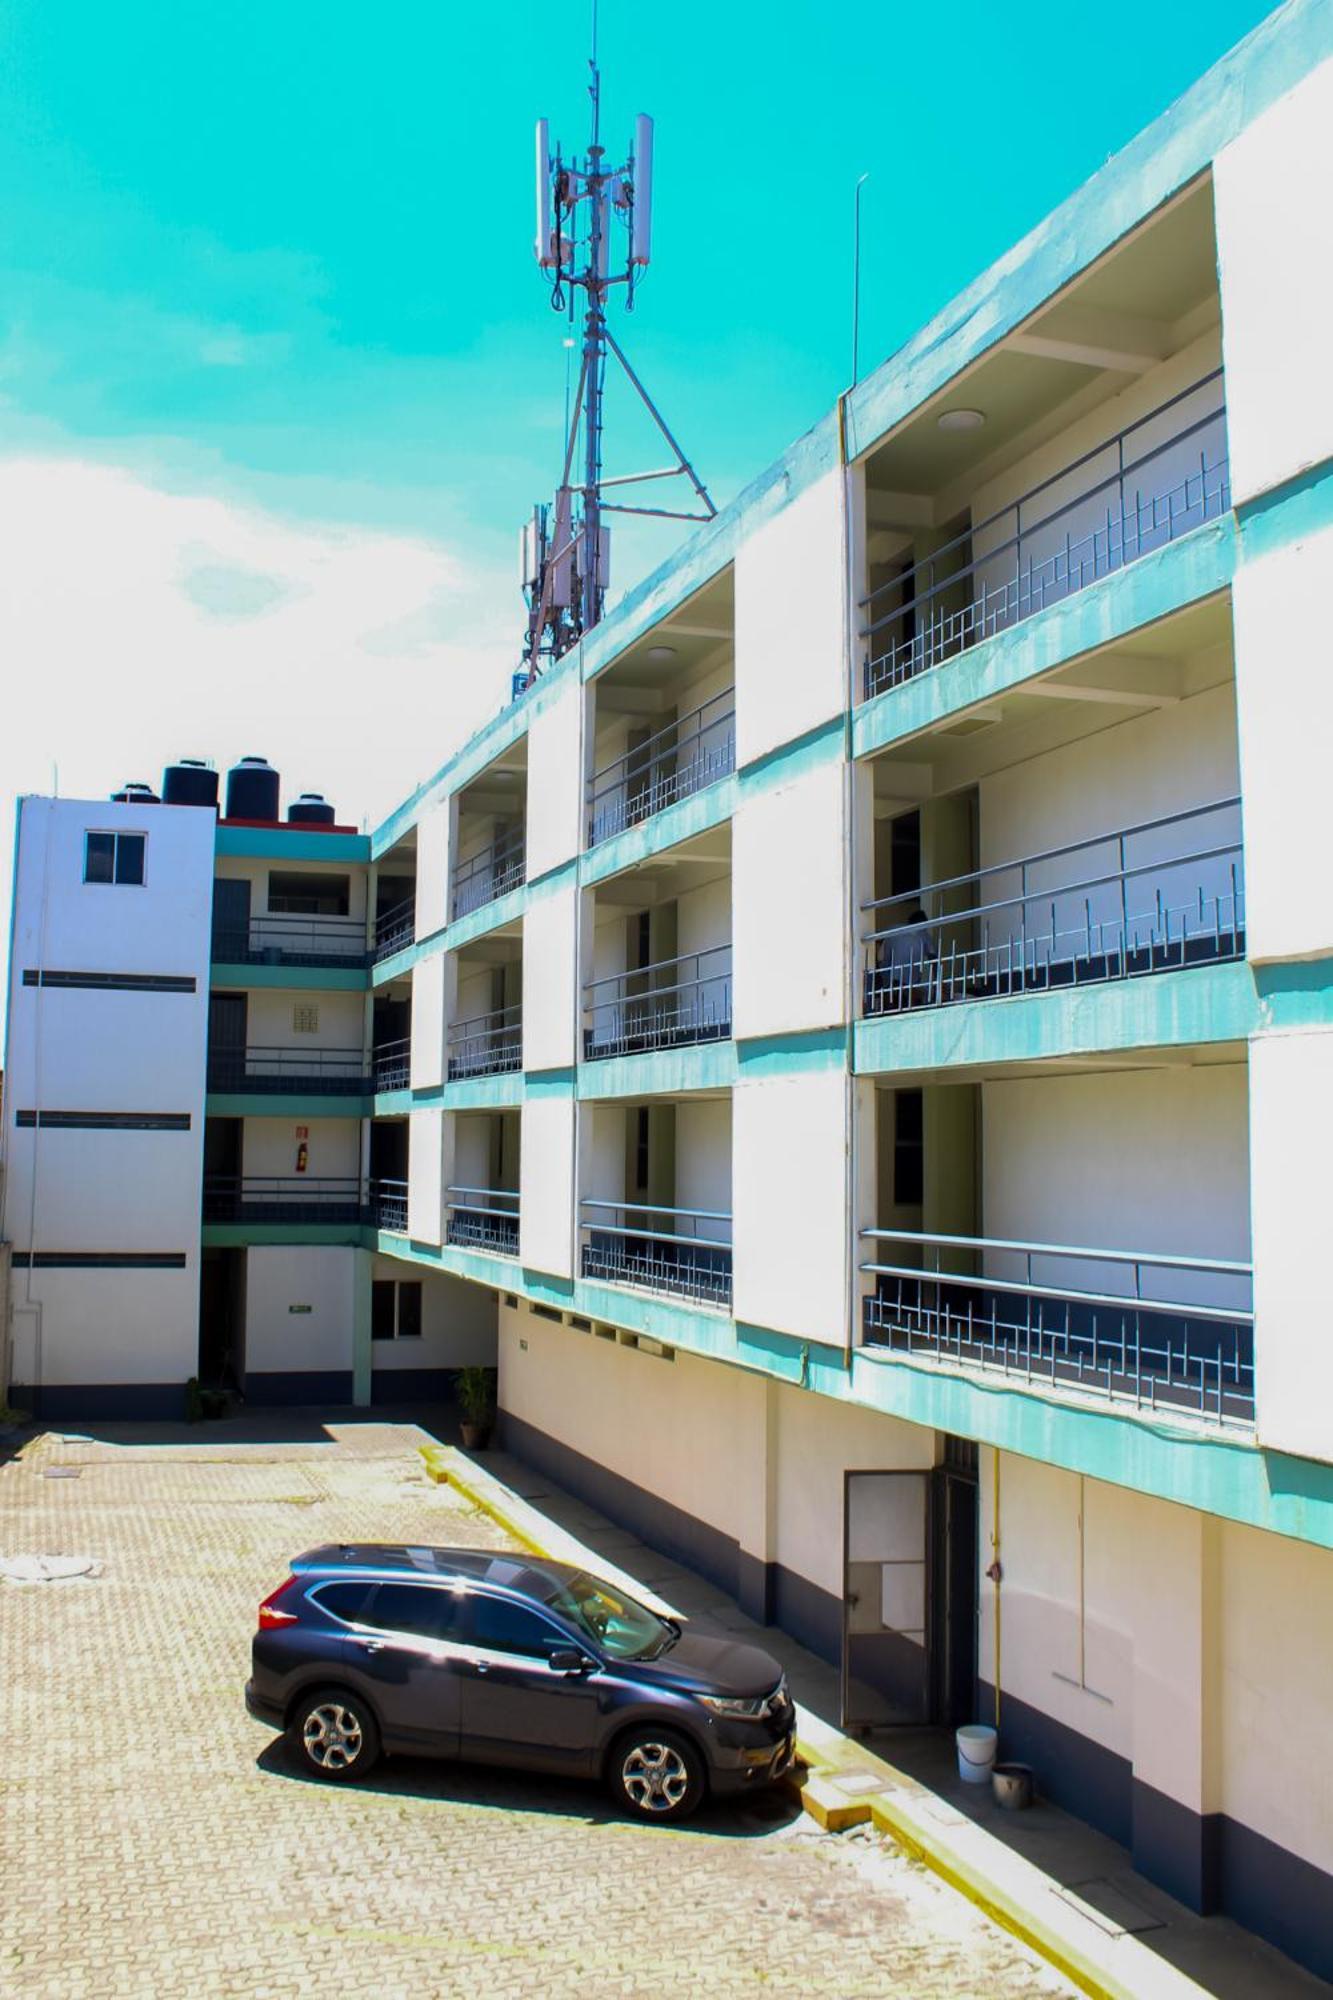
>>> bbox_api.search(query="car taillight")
[258,1578,301,1629]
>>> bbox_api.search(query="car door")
[339,1581,467,1755]
[456,1591,604,1776]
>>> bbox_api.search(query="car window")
[370,1582,467,1641]
[471,1593,568,1660]
[312,1582,376,1625]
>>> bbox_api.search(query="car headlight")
[696,1692,769,1718]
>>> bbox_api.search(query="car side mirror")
[548,1648,593,1676]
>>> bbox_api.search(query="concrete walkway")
[427,1442,1325,2000]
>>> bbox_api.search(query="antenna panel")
[630,115,653,266]
[534,119,554,265]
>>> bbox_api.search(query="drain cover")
[831,1769,888,1796]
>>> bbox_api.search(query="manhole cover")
[43,1466,82,1479]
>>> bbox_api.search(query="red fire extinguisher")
[295,1141,309,1175]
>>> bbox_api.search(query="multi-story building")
[4,0,1333,1974]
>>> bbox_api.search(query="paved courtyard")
[0,1417,1073,1999]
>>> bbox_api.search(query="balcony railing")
[451,829,526,921]
[369,1178,409,1232]
[445,1185,520,1254]
[587,689,736,848]
[580,1199,732,1308]
[863,798,1245,1016]
[860,1226,1253,1427]
[373,1037,411,1092]
[206,1044,371,1095]
[861,373,1230,700]
[203,1175,366,1225]
[211,914,369,969]
[447,1005,522,1080]
[584,945,732,1060]
[373,897,416,963]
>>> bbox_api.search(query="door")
[340,1581,466,1753]
[934,1455,980,1728]
[842,1470,933,1729]
[207,993,248,1091]
[212,876,252,958]
[457,1591,602,1775]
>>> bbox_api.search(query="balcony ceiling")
[594,824,732,907]
[597,568,734,705]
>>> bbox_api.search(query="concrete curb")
[420,1442,1211,2000]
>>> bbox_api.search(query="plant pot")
[459,1422,492,1452]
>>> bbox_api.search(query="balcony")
[373,897,415,964]
[373,1037,411,1092]
[211,913,369,970]
[369,1177,409,1232]
[203,1175,366,1226]
[445,1185,520,1255]
[580,1199,732,1309]
[587,689,736,849]
[584,946,732,1060]
[206,1044,371,1096]
[451,827,526,921]
[861,374,1230,702]
[860,1226,1253,1427]
[447,1005,522,1080]
[863,798,1244,1016]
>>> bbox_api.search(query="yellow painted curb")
[418,1445,560,1558]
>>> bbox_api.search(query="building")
[5,0,1333,1975]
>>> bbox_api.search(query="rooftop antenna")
[518,15,716,687]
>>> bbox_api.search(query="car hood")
[625,1627,783,1699]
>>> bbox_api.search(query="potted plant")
[456,1365,496,1451]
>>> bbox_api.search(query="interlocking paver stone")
[0,1420,1072,1998]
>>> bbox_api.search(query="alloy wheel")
[302,1702,364,1771]
[621,1740,690,1813]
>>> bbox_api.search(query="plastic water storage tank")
[224,756,280,821]
[111,781,160,804]
[287,792,336,826]
[162,759,219,809]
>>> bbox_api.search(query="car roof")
[291,1543,581,1603]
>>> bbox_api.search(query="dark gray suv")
[246,1543,796,1821]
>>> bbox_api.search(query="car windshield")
[546,1571,677,1661]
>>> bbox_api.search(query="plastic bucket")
[992,1761,1033,1810]
[956,1724,998,1784]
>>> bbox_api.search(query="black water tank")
[111,781,160,804]
[287,792,336,826]
[163,759,219,809]
[225,756,280,821]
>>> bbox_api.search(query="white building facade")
[5,0,1333,1975]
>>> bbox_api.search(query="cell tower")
[518,38,715,686]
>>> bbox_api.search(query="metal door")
[842,1469,933,1729]
[211,876,251,958]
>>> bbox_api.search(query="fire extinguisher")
[295,1141,309,1175]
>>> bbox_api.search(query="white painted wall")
[407,1105,445,1245]
[733,1070,852,1346]
[369,1255,497,1372]
[415,802,451,939]
[410,953,446,1089]
[526,677,585,880]
[240,1114,360,1182]
[6,1269,200,1389]
[734,470,847,765]
[675,1098,731,1245]
[1232,521,1333,963]
[1214,55,1333,506]
[773,1386,936,1604]
[1249,1028,1333,1463]
[244,988,364,1058]
[522,888,578,1071]
[733,757,849,1038]
[243,1245,356,1376]
[520,1093,577,1278]
[676,874,731,960]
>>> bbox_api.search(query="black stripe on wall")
[22,969,197,993]
[15,1110,192,1131]
[10,1252,188,1270]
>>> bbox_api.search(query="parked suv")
[246,1543,795,1821]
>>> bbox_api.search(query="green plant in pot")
[456,1365,496,1451]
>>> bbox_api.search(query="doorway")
[934,1437,980,1728]
[198,1247,246,1389]
[841,1470,933,1728]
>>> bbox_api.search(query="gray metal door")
[842,1469,933,1729]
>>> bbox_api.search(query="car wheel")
[610,1726,705,1823]
[290,1687,381,1782]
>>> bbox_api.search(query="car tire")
[290,1686,381,1783]
[609,1725,705,1823]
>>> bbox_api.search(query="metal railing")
[203,1175,366,1225]
[374,897,416,963]
[373,1037,412,1092]
[369,1178,409,1232]
[587,689,736,847]
[447,1005,523,1079]
[451,828,526,920]
[580,1199,733,1308]
[862,374,1230,700]
[206,1044,371,1095]
[211,913,368,969]
[584,945,732,1059]
[863,798,1245,1016]
[445,1185,520,1254]
[860,1226,1253,1426]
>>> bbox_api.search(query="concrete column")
[733,1374,779,1624]
[351,1248,373,1408]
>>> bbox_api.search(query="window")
[471,1593,567,1660]
[894,1089,924,1208]
[292,1004,320,1034]
[85,831,145,886]
[268,871,350,916]
[371,1278,423,1340]
[370,1583,465,1642]
[312,1582,376,1626]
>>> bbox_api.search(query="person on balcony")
[877,905,937,1007]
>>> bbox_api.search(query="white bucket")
[956,1723,998,1784]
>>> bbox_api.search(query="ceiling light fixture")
[937,408,986,433]
[645,644,678,662]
